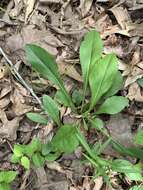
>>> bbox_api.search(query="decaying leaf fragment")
[0,110,20,140]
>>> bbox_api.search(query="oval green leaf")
[96,96,129,114]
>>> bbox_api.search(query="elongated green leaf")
[51,124,79,153]
[111,159,139,174]
[55,90,69,106]
[134,130,143,145]
[0,183,10,190]
[80,30,103,101]
[129,185,143,190]
[25,44,73,109]
[112,141,143,160]
[89,54,118,110]
[96,96,129,114]
[0,171,17,183]
[27,112,48,124]
[104,71,123,98]
[43,95,60,126]
[21,156,30,170]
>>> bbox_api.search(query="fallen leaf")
[79,0,93,17]
[93,177,103,190]
[0,66,9,79]
[82,177,90,190]
[127,82,143,102]
[0,110,20,140]
[0,96,10,109]
[9,0,23,17]
[35,167,48,188]
[24,0,36,22]
[106,113,134,148]
[110,6,132,30]
[58,61,82,82]
[10,82,32,116]
[6,25,63,56]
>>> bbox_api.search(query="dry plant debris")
[0,0,143,189]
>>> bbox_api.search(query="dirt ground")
[0,0,143,190]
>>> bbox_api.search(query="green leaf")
[27,113,48,124]
[126,163,143,181]
[134,130,143,145]
[137,78,143,88]
[24,138,42,157]
[104,71,123,98]
[80,30,103,100]
[112,159,143,181]
[11,154,20,164]
[45,153,59,162]
[42,143,53,156]
[21,156,30,170]
[89,54,118,110]
[55,90,69,106]
[43,95,60,126]
[13,144,24,157]
[129,185,143,190]
[25,44,73,109]
[32,153,45,167]
[0,183,11,190]
[91,118,104,130]
[51,124,79,153]
[96,96,129,114]
[112,141,143,160]
[72,90,82,106]
[0,171,17,183]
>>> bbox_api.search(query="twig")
[0,47,42,106]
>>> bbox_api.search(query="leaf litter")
[0,0,143,189]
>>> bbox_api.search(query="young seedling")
[0,171,17,190]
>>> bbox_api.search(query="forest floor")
[0,0,143,190]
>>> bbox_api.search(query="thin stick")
[0,47,42,106]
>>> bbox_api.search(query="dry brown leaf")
[58,62,82,82]
[93,177,103,190]
[10,82,32,116]
[35,167,48,187]
[39,0,61,3]
[0,96,10,109]
[79,0,93,17]
[46,162,65,173]
[0,84,11,99]
[127,82,143,102]
[0,110,20,140]
[6,25,63,56]
[124,48,143,87]
[0,66,9,79]
[9,0,23,17]
[24,0,36,22]
[106,114,134,148]
[110,6,131,30]
[82,177,90,190]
